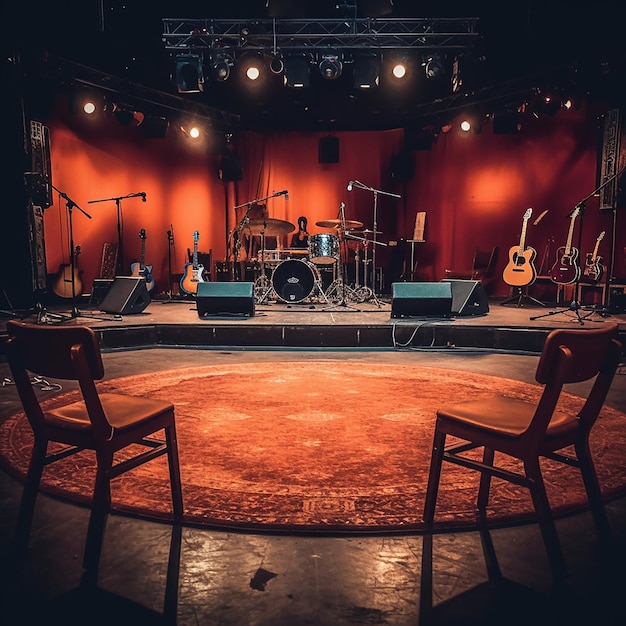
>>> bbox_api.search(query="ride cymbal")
[246,218,295,236]
[315,218,364,230]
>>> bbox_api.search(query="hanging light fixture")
[319,55,342,80]
[175,54,204,93]
[353,55,380,89]
[211,54,234,82]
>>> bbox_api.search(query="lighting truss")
[162,17,480,62]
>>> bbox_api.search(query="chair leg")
[524,458,567,582]
[423,430,446,524]
[83,451,113,572]
[165,424,184,518]
[13,437,48,554]
[575,439,611,542]
[477,447,494,513]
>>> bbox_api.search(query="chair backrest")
[6,320,108,436]
[529,323,622,438]
[472,246,497,276]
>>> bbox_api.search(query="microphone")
[279,189,289,199]
[141,192,146,202]
[347,181,354,191]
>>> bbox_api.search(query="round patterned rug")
[1,361,625,532]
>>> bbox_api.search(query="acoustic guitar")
[130,228,155,292]
[502,208,537,287]
[549,207,581,285]
[583,230,605,283]
[180,230,205,295]
[52,245,83,298]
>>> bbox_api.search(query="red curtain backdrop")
[42,94,621,297]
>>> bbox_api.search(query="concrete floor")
[1,346,626,625]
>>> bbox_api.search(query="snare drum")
[271,259,319,303]
[308,233,339,264]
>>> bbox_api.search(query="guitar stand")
[529,298,600,326]
[501,287,545,308]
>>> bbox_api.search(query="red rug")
[1,361,626,533]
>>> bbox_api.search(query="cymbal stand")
[254,223,274,304]
[51,184,92,321]
[346,180,398,307]
[323,203,360,312]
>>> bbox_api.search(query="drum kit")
[233,213,384,306]
[229,188,392,307]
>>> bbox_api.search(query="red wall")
[42,95,623,297]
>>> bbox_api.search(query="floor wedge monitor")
[441,279,490,316]
[99,276,150,314]
[391,282,452,318]
[196,282,255,318]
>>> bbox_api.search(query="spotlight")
[211,54,233,82]
[353,55,380,89]
[392,63,407,79]
[285,55,311,88]
[319,55,342,80]
[175,54,204,93]
[424,54,444,80]
[390,55,410,79]
[83,101,96,115]
[246,65,260,80]
[460,119,471,132]
[269,55,285,75]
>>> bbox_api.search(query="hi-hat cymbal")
[315,218,364,230]
[246,218,295,236]
[350,229,383,235]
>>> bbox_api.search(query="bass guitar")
[180,230,205,295]
[549,207,581,285]
[130,228,155,292]
[583,230,605,283]
[52,245,83,298]
[502,208,537,287]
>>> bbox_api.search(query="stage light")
[246,65,260,80]
[319,55,342,80]
[460,119,471,132]
[353,55,380,89]
[211,54,233,82]
[392,62,407,79]
[175,54,204,93]
[424,54,444,79]
[284,55,311,88]
[269,55,285,75]
[83,101,96,115]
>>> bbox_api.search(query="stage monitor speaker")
[390,282,452,318]
[196,282,255,318]
[441,279,490,316]
[90,278,114,306]
[99,276,150,314]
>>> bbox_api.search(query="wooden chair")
[423,323,622,584]
[5,319,184,575]
[444,245,497,283]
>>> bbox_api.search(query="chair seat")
[45,394,175,432]
[437,397,579,438]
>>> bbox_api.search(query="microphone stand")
[347,180,398,307]
[88,192,146,275]
[51,184,91,321]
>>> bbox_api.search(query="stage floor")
[2,285,625,355]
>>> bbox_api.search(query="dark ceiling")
[7,1,626,132]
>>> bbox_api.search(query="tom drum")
[308,233,339,265]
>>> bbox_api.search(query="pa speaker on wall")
[196,282,255,318]
[441,279,490,316]
[318,136,339,163]
[390,282,452,318]
[99,276,150,314]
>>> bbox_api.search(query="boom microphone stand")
[51,184,91,320]
[346,180,397,306]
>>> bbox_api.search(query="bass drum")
[308,233,339,264]
[271,259,318,303]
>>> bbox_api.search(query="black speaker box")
[441,279,490,316]
[391,282,452,318]
[318,136,339,163]
[89,278,114,306]
[196,282,255,318]
[99,276,150,314]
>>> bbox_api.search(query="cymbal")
[246,218,295,236]
[350,229,383,235]
[315,218,364,230]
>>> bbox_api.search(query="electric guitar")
[180,230,205,295]
[52,245,83,298]
[502,208,537,287]
[583,230,605,283]
[130,228,155,292]
[549,207,581,285]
